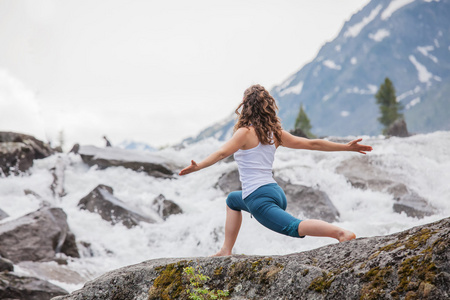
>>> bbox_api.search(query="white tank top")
[234,142,277,199]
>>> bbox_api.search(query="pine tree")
[294,103,314,138]
[375,77,403,134]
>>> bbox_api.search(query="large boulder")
[0,272,68,300]
[0,257,13,272]
[0,132,54,158]
[386,119,410,137]
[336,156,436,218]
[0,207,79,263]
[215,169,241,194]
[276,178,340,223]
[0,132,54,176]
[17,261,88,285]
[0,208,9,221]
[215,169,339,222]
[78,184,156,228]
[152,194,183,220]
[289,128,308,138]
[78,145,175,178]
[0,142,35,176]
[52,217,450,300]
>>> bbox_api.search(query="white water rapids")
[1,131,449,292]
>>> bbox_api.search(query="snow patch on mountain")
[369,29,390,42]
[275,75,296,93]
[408,55,433,83]
[323,60,342,70]
[340,111,350,117]
[381,0,415,20]
[346,84,378,95]
[279,81,304,96]
[344,5,383,38]
[417,46,438,63]
[434,38,440,48]
[406,97,421,109]
[397,86,421,101]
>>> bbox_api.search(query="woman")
[179,84,373,256]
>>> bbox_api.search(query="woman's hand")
[179,160,200,176]
[347,138,373,154]
[178,128,250,176]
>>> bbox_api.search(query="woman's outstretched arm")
[280,130,373,154]
[179,128,250,176]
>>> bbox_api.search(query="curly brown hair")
[234,84,283,145]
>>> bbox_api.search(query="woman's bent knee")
[226,191,247,212]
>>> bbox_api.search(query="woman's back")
[234,127,277,198]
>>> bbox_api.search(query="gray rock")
[17,261,88,285]
[78,184,156,228]
[69,143,80,154]
[0,208,8,221]
[215,169,241,194]
[152,194,183,220]
[0,272,68,300]
[0,207,79,263]
[337,156,436,218]
[0,257,13,272]
[215,169,339,222]
[78,145,174,178]
[276,177,340,222]
[386,119,410,137]
[0,132,55,176]
[52,217,450,300]
[289,128,308,138]
[0,132,54,159]
[0,142,35,176]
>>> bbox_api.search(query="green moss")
[251,259,262,271]
[308,271,335,293]
[227,258,283,295]
[214,266,223,277]
[250,258,274,272]
[404,229,434,250]
[395,252,437,296]
[360,265,392,300]
[368,251,380,260]
[148,261,189,300]
[379,229,435,253]
[431,237,447,255]
[302,269,309,276]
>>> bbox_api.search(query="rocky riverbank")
[1,131,449,299]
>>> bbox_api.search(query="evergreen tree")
[294,103,314,138]
[375,77,403,134]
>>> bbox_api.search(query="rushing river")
[1,131,449,292]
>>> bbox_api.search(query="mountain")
[189,0,450,141]
[118,140,157,152]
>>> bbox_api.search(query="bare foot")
[210,248,232,257]
[338,230,356,242]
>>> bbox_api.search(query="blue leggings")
[226,183,304,238]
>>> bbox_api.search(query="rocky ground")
[52,216,450,300]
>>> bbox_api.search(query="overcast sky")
[0,0,370,149]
